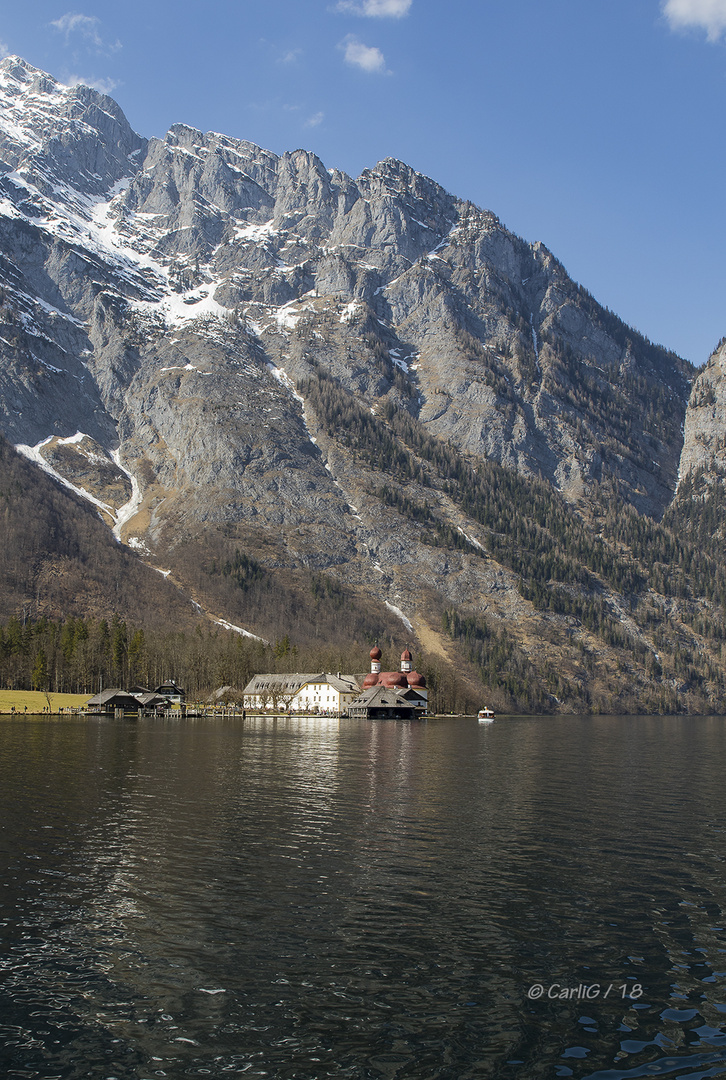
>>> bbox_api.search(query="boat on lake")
[478,708,495,722]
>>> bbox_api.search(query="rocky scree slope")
[0,55,723,712]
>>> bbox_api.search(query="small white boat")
[478,708,495,722]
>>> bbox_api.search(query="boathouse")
[85,689,147,715]
[346,684,425,720]
[85,686,182,715]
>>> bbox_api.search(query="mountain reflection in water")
[1,714,725,1079]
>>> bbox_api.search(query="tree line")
[0,612,477,714]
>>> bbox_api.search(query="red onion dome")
[370,646,382,661]
[401,648,412,662]
[407,671,426,688]
[380,671,407,688]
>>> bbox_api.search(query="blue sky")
[1,0,725,365]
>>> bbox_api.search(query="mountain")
[0,54,724,713]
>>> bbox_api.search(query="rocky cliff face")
[679,339,726,481]
[1,54,724,713]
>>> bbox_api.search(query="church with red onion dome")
[362,646,427,693]
[348,645,428,719]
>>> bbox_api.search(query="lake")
[1,714,725,1079]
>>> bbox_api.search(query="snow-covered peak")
[0,56,146,202]
[0,57,68,157]
[0,55,66,93]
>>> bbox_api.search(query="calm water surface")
[1,714,726,1079]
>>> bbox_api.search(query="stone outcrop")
[679,339,726,482]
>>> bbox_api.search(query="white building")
[242,672,360,714]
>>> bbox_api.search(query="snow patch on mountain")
[214,618,267,642]
[132,286,227,328]
[110,449,143,540]
[15,436,115,520]
[385,601,414,632]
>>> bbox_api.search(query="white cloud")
[663,0,726,40]
[305,111,324,128]
[51,13,102,45]
[278,47,302,64]
[340,35,387,72]
[65,73,120,95]
[336,0,411,15]
[50,12,121,52]
[0,40,9,59]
